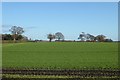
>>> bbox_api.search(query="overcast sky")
[2,2,118,40]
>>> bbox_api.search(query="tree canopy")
[55,32,64,41]
[47,34,55,42]
[78,32,111,42]
[9,26,24,42]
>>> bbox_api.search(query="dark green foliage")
[2,34,13,40]
[2,34,23,40]
[104,39,113,42]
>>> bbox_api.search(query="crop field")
[2,42,119,79]
[2,42,118,69]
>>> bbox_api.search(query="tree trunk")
[13,34,16,42]
[49,38,52,42]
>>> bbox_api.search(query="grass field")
[2,42,118,69]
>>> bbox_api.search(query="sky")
[1,0,120,2]
[2,2,118,41]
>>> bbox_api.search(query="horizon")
[2,2,118,41]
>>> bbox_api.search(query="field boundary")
[2,68,120,79]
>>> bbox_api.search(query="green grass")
[2,42,118,69]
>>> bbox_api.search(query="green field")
[2,42,118,69]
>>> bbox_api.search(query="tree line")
[78,32,113,42]
[47,32,113,42]
[2,26,113,42]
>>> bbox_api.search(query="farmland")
[2,42,118,69]
[2,42,119,79]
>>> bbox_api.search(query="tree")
[9,26,24,42]
[47,34,55,42]
[78,32,86,41]
[86,34,95,41]
[16,35,23,40]
[78,32,111,42]
[2,34,13,40]
[2,34,24,41]
[104,39,113,42]
[55,32,64,41]
[96,35,106,42]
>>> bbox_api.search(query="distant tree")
[2,34,13,40]
[96,35,106,42]
[47,34,55,42]
[9,26,24,42]
[104,39,113,42]
[2,34,25,41]
[55,32,64,41]
[78,32,86,41]
[86,33,95,41]
[78,32,112,42]
[16,35,23,40]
